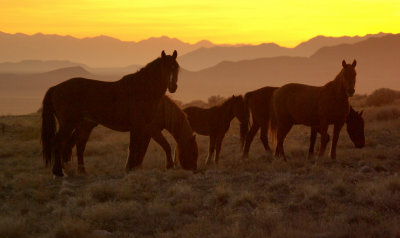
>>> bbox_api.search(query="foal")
[184,95,248,164]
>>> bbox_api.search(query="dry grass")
[1,99,400,237]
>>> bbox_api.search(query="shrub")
[208,95,225,107]
[366,88,400,106]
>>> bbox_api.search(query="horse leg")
[206,135,216,165]
[173,145,178,168]
[330,123,344,159]
[260,126,271,153]
[53,124,75,177]
[317,122,329,157]
[75,122,96,174]
[215,134,226,164]
[63,130,77,165]
[126,129,151,172]
[275,122,292,161]
[308,127,318,159]
[152,131,173,169]
[242,123,259,158]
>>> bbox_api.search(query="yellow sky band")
[0,0,399,47]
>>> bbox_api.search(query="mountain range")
[0,32,399,114]
[178,33,389,71]
[173,34,400,101]
[0,31,389,70]
[0,31,213,68]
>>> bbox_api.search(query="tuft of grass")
[88,181,117,202]
[231,190,257,209]
[0,216,27,238]
[82,201,142,231]
[54,217,92,238]
[213,183,232,207]
[384,176,400,194]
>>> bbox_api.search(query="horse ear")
[161,50,166,58]
[172,50,177,59]
[359,110,364,116]
[342,60,347,68]
[352,60,357,68]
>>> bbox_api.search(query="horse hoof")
[52,170,64,177]
[78,169,88,175]
[53,174,64,180]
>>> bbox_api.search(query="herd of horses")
[41,51,365,176]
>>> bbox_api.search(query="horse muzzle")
[347,88,355,97]
[168,84,177,93]
[168,73,177,93]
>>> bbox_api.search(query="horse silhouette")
[242,86,364,158]
[41,50,179,176]
[63,95,198,172]
[184,95,248,164]
[269,60,357,160]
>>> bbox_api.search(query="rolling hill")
[178,33,390,71]
[172,34,400,102]
[0,31,214,67]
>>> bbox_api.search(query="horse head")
[229,95,249,147]
[160,50,179,93]
[346,107,365,148]
[341,59,357,97]
[176,134,198,171]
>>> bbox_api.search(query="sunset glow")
[0,0,399,46]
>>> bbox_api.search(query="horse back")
[51,77,132,130]
[183,106,214,135]
[246,86,278,125]
[273,83,321,126]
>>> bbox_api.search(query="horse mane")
[210,96,236,111]
[323,68,344,87]
[162,96,194,142]
[119,57,163,83]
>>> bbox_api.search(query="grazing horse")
[184,95,248,164]
[308,107,364,157]
[270,60,357,160]
[41,50,179,176]
[63,95,198,172]
[242,86,365,158]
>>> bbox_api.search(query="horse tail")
[268,93,278,150]
[41,87,56,166]
[240,92,252,149]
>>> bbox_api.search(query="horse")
[183,95,248,164]
[63,95,198,172]
[41,50,179,176]
[242,86,364,158]
[308,107,364,157]
[269,60,357,160]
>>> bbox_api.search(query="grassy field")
[1,93,400,238]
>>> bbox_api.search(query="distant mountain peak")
[45,66,91,76]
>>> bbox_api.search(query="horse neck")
[218,99,235,122]
[119,59,167,100]
[325,70,348,102]
[163,99,193,146]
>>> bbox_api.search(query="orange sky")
[0,0,399,47]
